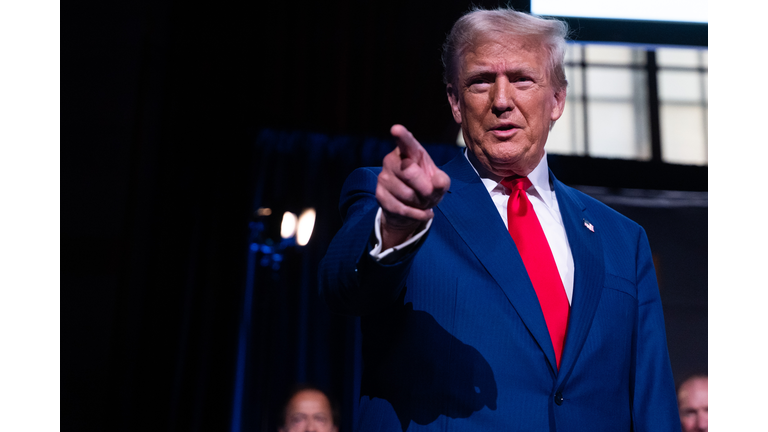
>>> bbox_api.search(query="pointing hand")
[376,125,451,249]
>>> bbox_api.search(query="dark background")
[63,0,707,431]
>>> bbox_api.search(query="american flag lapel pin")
[583,219,595,232]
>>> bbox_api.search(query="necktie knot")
[502,177,533,216]
[501,176,532,193]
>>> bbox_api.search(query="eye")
[468,78,491,92]
[290,414,306,425]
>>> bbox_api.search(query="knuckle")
[375,183,385,197]
[383,151,399,166]
[400,164,422,181]
[400,186,418,204]
[413,179,434,197]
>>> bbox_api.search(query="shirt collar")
[463,149,555,208]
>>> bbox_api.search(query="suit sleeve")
[630,227,681,432]
[318,167,427,316]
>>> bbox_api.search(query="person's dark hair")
[441,6,569,92]
[278,383,340,428]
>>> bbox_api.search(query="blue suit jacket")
[319,154,680,432]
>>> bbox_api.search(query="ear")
[447,84,462,124]
[550,86,566,122]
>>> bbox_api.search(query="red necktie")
[501,177,570,369]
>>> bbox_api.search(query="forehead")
[287,390,332,415]
[458,34,548,76]
[678,378,708,406]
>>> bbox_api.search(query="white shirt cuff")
[369,207,433,261]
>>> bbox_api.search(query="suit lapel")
[437,154,558,374]
[550,172,605,386]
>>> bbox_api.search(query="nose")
[491,77,514,116]
[304,420,317,432]
[696,411,708,431]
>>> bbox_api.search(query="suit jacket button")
[555,391,564,406]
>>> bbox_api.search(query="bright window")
[547,43,708,166]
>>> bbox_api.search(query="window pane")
[661,105,707,165]
[586,67,635,99]
[570,100,586,155]
[656,47,701,67]
[585,45,641,65]
[565,65,583,97]
[659,70,702,102]
[564,43,582,63]
[547,100,585,156]
[588,102,650,160]
[545,113,571,154]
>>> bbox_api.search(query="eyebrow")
[464,65,540,79]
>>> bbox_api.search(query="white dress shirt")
[371,150,575,304]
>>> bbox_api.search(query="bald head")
[677,375,708,432]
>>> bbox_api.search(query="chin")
[486,145,528,164]
[487,147,540,175]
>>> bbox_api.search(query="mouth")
[489,123,520,138]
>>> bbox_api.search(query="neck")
[466,149,503,182]
[465,149,545,183]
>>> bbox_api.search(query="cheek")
[462,96,489,120]
[465,109,488,132]
[521,94,553,122]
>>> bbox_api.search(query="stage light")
[280,211,298,239]
[296,208,316,246]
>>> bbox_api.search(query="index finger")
[390,124,424,162]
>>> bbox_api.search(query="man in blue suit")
[319,7,680,432]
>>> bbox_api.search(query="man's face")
[280,390,337,432]
[677,377,708,432]
[448,35,565,179]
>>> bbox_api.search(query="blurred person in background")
[677,374,707,432]
[279,384,338,432]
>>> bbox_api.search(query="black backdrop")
[63,1,707,431]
